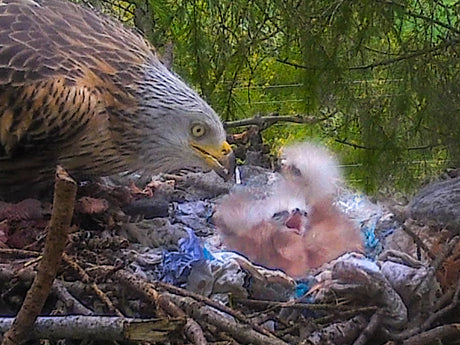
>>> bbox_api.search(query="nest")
[0,165,459,345]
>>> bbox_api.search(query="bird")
[214,142,363,278]
[0,0,234,199]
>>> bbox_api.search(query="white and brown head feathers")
[0,0,234,198]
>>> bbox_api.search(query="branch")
[0,264,93,316]
[110,268,289,345]
[390,241,460,341]
[352,312,384,345]
[0,316,183,342]
[335,138,436,151]
[234,298,376,312]
[377,0,460,35]
[2,166,77,345]
[62,254,123,316]
[224,112,337,130]
[334,139,373,150]
[111,269,207,345]
[166,293,290,345]
[402,324,460,345]
[275,59,320,70]
[349,39,460,70]
[401,221,436,260]
[277,39,460,71]
[153,281,277,339]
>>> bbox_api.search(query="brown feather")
[0,0,233,199]
[0,0,152,181]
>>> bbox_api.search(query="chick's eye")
[289,166,302,177]
[191,124,206,138]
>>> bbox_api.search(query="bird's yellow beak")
[191,141,235,180]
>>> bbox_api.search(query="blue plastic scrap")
[336,191,383,258]
[161,228,208,285]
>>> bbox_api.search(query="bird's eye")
[191,124,206,138]
[272,210,289,222]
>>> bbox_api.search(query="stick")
[154,281,277,338]
[402,324,460,345]
[0,316,183,341]
[1,166,77,345]
[62,254,124,316]
[166,293,290,345]
[224,112,337,130]
[0,264,92,315]
[111,269,207,345]
[352,312,383,345]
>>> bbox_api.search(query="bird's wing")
[0,0,153,157]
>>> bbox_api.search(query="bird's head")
[135,62,235,180]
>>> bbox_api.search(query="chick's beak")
[191,141,235,180]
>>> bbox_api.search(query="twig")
[334,138,372,150]
[390,274,460,341]
[1,166,77,345]
[52,280,94,315]
[402,323,460,345]
[0,316,183,341]
[379,249,427,268]
[427,276,460,322]
[411,235,460,313]
[234,298,375,312]
[111,269,290,345]
[0,248,40,260]
[400,222,436,260]
[0,264,35,282]
[434,283,457,311]
[307,315,369,345]
[348,39,459,70]
[430,235,460,273]
[335,138,436,152]
[352,312,383,345]
[0,263,93,315]
[154,281,277,338]
[110,269,207,345]
[166,292,290,345]
[62,254,124,317]
[277,38,460,71]
[313,307,378,324]
[224,112,337,130]
[376,0,460,35]
[157,298,206,345]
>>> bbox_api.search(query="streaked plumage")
[0,0,233,198]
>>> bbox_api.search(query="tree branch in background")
[349,39,460,70]
[377,0,460,35]
[224,111,338,130]
[1,166,77,345]
[335,138,436,151]
[277,38,460,71]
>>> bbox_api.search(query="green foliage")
[95,0,459,193]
